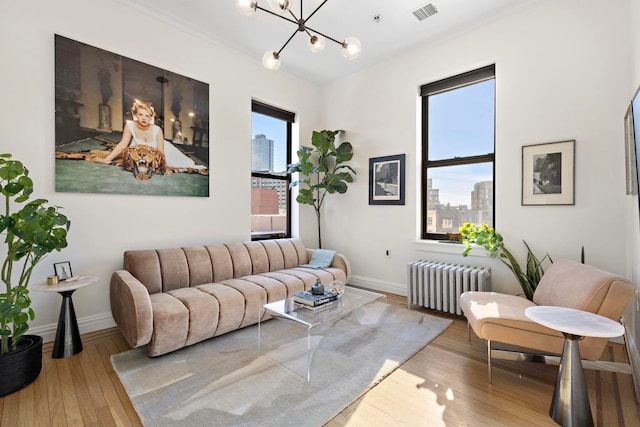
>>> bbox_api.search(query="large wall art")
[54,35,210,197]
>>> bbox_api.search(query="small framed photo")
[54,261,73,281]
[369,154,405,205]
[624,103,638,195]
[522,140,575,206]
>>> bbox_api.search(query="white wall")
[626,0,640,388]
[0,0,322,340]
[320,0,632,298]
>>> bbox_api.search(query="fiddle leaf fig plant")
[0,154,70,355]
[459,222,551,301]
[288,130,355,248]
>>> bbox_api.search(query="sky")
[252,112,288,173]
[428,79,495,206]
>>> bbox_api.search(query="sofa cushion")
[260,272,305,297]
[195,283,245,336]
[459,290,607,359]
[242,274,288,303]
[278,268,324,289]
[124,249,163,294]
[280,239,305,268]
[157,248,190,292]
[244,241,270,274]
[147,293,189,357]
[534,258,620,312]
[183,246,213,285]
[167,288,219,346]
[206,244,234,282]
[260,240,286,271]
[226,242,253,277]
[219,278,267,327]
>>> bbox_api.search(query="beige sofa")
[110,238,350,356]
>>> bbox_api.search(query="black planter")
[0,335,43,397]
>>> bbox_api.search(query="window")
[251,100,294,240]
[421,65,495,240]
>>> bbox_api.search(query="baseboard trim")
[30,313,117,344]
[349,275,406,296]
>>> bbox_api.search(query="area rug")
[111,301,452,426]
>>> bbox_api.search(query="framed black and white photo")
[369,154,405,205]
[624,103,637,195]
[54,261,73,280]
[522,140,575,205]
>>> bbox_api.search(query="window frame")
[420,65,496,240]
[250,100,294,240]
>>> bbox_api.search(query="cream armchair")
[460,258,635,391]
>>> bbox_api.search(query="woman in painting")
[97,101,171,175]
[97,100,207,173]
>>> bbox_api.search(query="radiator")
[407,260,491,315]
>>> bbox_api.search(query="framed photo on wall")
[522,140,575,206]
[369,154,405,205]
[624,103,637,195]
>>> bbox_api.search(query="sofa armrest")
[332,253,351,283]
[304,248,351,282]
[110,270,153,349]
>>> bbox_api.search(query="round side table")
[31,276,99,359]
[525,306,624,427]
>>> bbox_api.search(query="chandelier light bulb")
[267,0,290,14]
[235,0,256,15]
[307,35,325,53]
[341,36,362,60]
[262,51,281,70]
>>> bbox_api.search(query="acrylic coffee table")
[258,286,386,381]
[525,306,625,427]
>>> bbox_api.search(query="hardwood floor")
[1,294,638,426]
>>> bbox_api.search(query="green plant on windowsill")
[459,222,552,301]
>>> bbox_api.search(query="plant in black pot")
[0,153,70,396]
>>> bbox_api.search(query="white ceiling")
[115,0,539,86]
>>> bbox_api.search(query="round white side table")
[525,306,624,427]
[31,276,99,359]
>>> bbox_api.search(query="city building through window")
[420,65,495,240]
[251,100,294,240]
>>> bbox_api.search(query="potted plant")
[288,130,355,248]
[458,222,551,300]
[0,153,70,396]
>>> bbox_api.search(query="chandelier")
[235,0,362,71]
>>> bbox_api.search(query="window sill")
[413,239,488,257]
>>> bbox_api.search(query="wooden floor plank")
[1,386,21,427]
[56,358,84,427]
[43,352,67,427]
[31,359,51,427]
[0,294,638,426]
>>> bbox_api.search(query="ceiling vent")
[411,3,439,22]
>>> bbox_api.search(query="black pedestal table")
[31,276,99,358]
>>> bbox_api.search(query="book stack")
[293,290,339,311]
